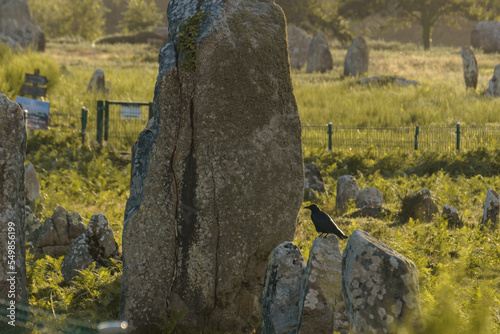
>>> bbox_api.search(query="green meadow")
[2,39,500,332]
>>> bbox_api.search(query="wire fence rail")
[303,122,500,154]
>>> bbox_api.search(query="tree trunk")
[422,21,432,50]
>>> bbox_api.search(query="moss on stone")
[178,10,206,72]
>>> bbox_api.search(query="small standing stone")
[442,205,462,228]
[287,25,312,70]
[298,236,348,334]
[304,163,326,200]
[0,93,28,304]
[344,35,369,77]
[356,187,383,209]
[87,69,106,93]
[486,64,500,98]
[336,175,359,213]
[400,189,439,223]
[61,214,121,283]
[342,230,421,334]
[306,31,333,73]
[482,189,500,228]
[460,46,478,90]
[262,242,306,334]
[25,162,41,205]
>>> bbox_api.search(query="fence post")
[97,100,103,145]
[148,102,153,120]
[81,107,88,146]
[328,122,332,151]
[456,122,460,151]
[104,101,109,142]
[414,125,419,150]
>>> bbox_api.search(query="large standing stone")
[0,0,45,51]
[298,236,348,334]
[304,163,326,200]
[61,214,121,283]
[471,21,500,53]
[287,25,312,70]
[0,93,28,304]
[482,189,500,228]
[442,204,462,228]
[460,46,478,90]
[306,31,333,73]
[486,64,500,98]
[120,0,304,332]
[262,242,305,334]
[342,230,421,333]
[344,35,369,77]
[336,175,359,213]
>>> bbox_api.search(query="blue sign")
[16,96,50,130]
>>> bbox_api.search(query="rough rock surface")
[33,206,86,258]
[61,214,121,283]
[299,236,348,334]
[262,242,305,334]
[358,76,420,87]
[336,175,359,213]
[306,31,333,73]
[25,162,41,204]
[0,0,45,51]
[120,0,304,332]
[342,230,421,333]
[471,21,500,53]
[486,64,500,98]
[344,35,369,77]
[356,187,383,209]
[442,205,462,228]
[400,189,439,223]
[287,25,312,70]
[304,163,326,200]
[482,189,500,228]
[460,46,478,90]
[0,93,28,303]
[87,69,106,93]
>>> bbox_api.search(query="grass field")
[2,39,500,332]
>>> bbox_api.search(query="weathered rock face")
[61,214,121,283]
[482,189,500,228]
[0,93,28,303]
[471,21,500,53]
[299,236,348,334]
[33,206,86,258]
[304,163,326,200]
[87,69,106,93]
[0,0,45,51]
[344,35,369,77]
[287,25,312,70]
[400,188,439,223]
[336,175,359,213]
[306,31,333,73]
[486,64,500,98]
[460,46,478,90]
[342,230,421,333]
[120,0,304,332]
[262,242,305,334]
[442,204,462,228]
[356,187,383,209]
[25,162,41,204]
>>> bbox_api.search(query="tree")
[276,0,353,44]
[28,0,106,40]
[339,0,473,50]
[119,0,163,33]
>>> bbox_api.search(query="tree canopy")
[339,0,500,50]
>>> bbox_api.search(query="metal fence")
[303,123,500,153]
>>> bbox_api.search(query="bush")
[119,0,163,33]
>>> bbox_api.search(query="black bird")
[304,204,348,240]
